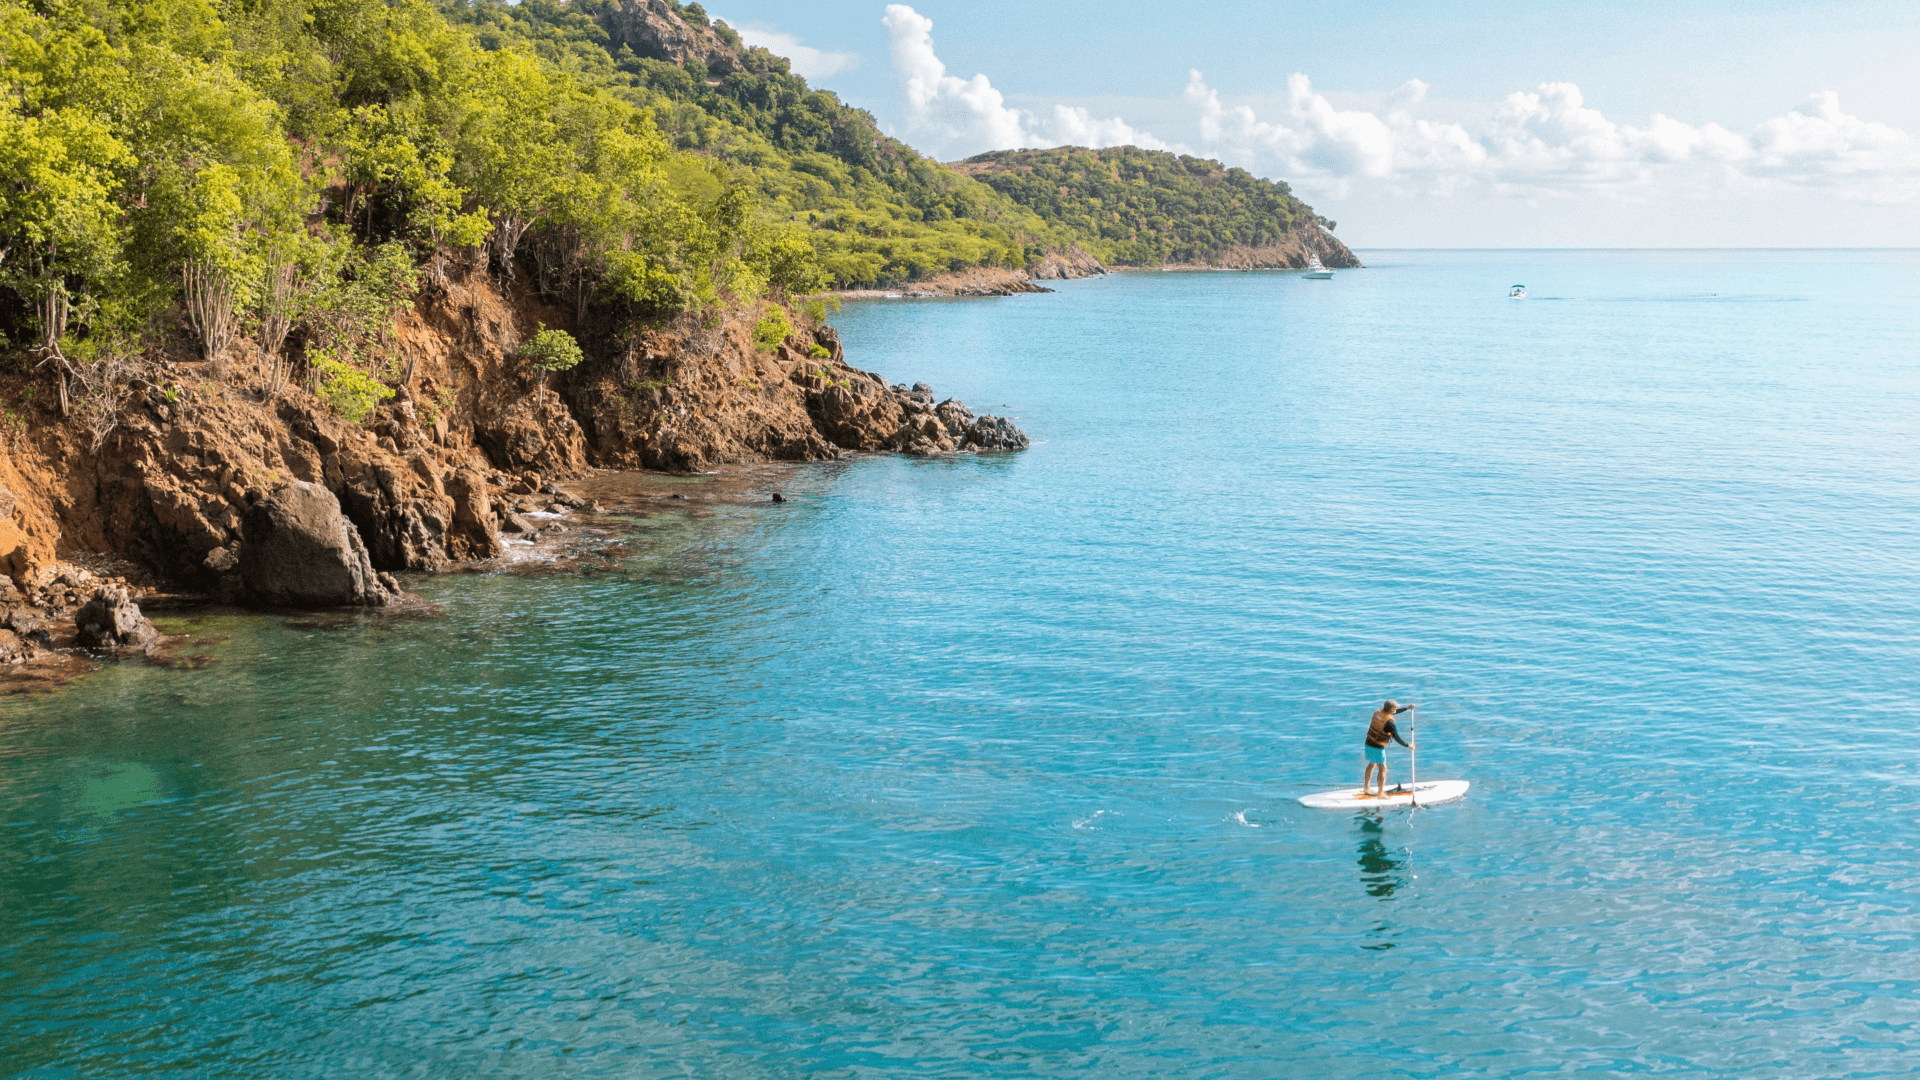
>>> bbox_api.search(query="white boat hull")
[1304,270,1334,279]
[1298,779,1470,809]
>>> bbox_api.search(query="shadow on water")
[1357,813,1405,951]
[1357,814,1403,901]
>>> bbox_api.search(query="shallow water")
[5,250,1920,1078]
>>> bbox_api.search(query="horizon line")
[1346,246,1920,252]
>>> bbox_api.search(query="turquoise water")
[5,250,1920,1077]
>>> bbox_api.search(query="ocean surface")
[5,250,1920,1078]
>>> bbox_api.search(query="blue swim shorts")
[1364,745,1386,765]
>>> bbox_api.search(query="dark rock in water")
[935,398,976,439]
[671,493,688,501]
[499,512,535,535]
[963,415,1031,452]
[74,584,160,651]
[807,374,1029,458]
[771,492,787,503]
[239,482,397,608]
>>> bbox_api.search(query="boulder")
[444,469,502,559]
[239,482,397,607]
[804,374,907,451]
[74,584,161,652]
[963,415,1031,452]
[3,604,40,635]
[0,628,32,663]
[934,398,976,439]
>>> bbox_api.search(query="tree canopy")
[952,146,1337,266]
[0,0,1340,423]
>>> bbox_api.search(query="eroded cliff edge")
[0,268,1025,650]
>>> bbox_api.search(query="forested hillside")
[953,146,1357,269]
[0,0,1073,404]
[0,0,1047,634]
[438,0,1073,284]
[1,0,1352,417]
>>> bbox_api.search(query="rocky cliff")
[0,265,1027,656]
[1143,226,1361,272]
[597,0,744,76]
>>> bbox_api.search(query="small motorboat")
[1508,285,1526,298]
[1303,254,1334,280]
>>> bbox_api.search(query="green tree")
[455,47,561,275]
[516,322,581,407]
[0,6,133,414]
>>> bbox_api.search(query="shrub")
[752,307,791,353]
[311,348,394,424]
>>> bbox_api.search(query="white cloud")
[732,23,859,81]
[882,4,1034,154]
[1048,104,1170,152]
[874,10,1919,204]
[1744,91,1916,200]
[880,5,1160,158]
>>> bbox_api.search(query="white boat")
[1303,254,1334,279]
[1508,285,1526,299]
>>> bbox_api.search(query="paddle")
[1409,705,1418,807]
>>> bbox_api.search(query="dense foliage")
[0,0,837,425]
[953,147,1337,266]
[1,0,1338,432]
[435,0,1073,285]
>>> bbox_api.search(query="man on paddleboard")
[1362,700,1415,797]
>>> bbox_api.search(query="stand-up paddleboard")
[1302,705,1469,809]
[1298,779,1470,810]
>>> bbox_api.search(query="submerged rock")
[74,585,160,652]
[239,482,397,608]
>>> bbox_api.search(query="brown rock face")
[239,482,397,608]
[0,266,1029,606]
[1201,225,1362,270]
[597,0,741,75]
[1028,245,1107,281]
[834,266,1054,299]
[0,603,53,662]
[74,584,160,651]
[799,373,1028,457]
[443,469,502,560]
[474,395,591,478]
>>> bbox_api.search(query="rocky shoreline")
[835,246,1111,300]
[833,229,1362,299]
[0,266,1031,696]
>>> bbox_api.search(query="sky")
[715,1,1920,248]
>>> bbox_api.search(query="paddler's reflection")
[1356,813,1403,900]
